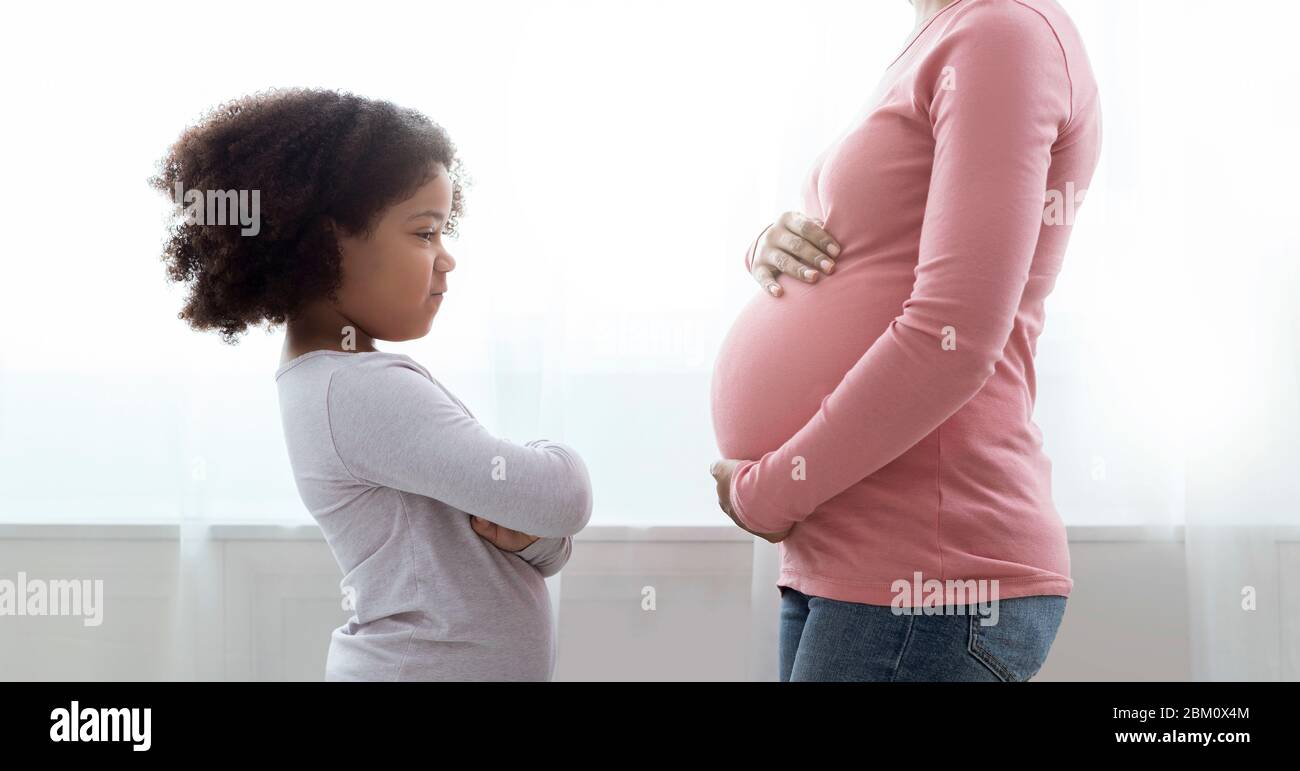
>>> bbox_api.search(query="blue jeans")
[778,586,1067,682]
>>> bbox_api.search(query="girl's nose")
[435,252,456,272]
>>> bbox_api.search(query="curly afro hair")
[149,87,468,343]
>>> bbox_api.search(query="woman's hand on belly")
[749,211,841,298]
[709,459,791,543]
[470,515,540,552]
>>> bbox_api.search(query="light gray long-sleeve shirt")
[274,350,593,681]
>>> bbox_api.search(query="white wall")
[4,524,1283,682]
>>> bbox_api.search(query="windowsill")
[0,521,1212,542]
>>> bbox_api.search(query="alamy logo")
[171,179,261,236]
[1043,181,1087,226]
[0,572,103,626]
[890,572,1001,626]
[49,701,151,751]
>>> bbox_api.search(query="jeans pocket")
[966,595,1067,682]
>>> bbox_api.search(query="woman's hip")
[778,586,1066,682]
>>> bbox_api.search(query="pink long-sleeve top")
[710,0,1101,606]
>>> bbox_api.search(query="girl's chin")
[423,298,442,327]
[385,303,440,341]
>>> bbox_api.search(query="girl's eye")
[417,232,437,242]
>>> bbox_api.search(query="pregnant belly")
[710,270,901,461]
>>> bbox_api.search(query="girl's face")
[333,163,457,342]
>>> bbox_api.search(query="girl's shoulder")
[322,351,476,419]
[276,349,430,382]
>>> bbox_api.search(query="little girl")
[150,88,593,681]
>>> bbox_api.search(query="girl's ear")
[329,215,375,252]
[328,216,359,257]
[323,217,343,259]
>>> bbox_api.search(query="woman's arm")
[326,357,593,538]
[729,4,1073,534]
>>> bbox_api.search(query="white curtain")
[0,0,1295,680]
[1143,2,1299,681]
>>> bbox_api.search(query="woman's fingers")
[751,263,784,297]
[753,212,841,287]
[783,212,841,271]
[764,240,822,283]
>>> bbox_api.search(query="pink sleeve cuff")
[744,224,773,273]
[729,459,786,534]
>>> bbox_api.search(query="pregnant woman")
[150,89,593,680]
[710,0,1100,681]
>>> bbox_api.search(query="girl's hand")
[471,515,540,553]
[751,211,842,298]
[709,460,791,543]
